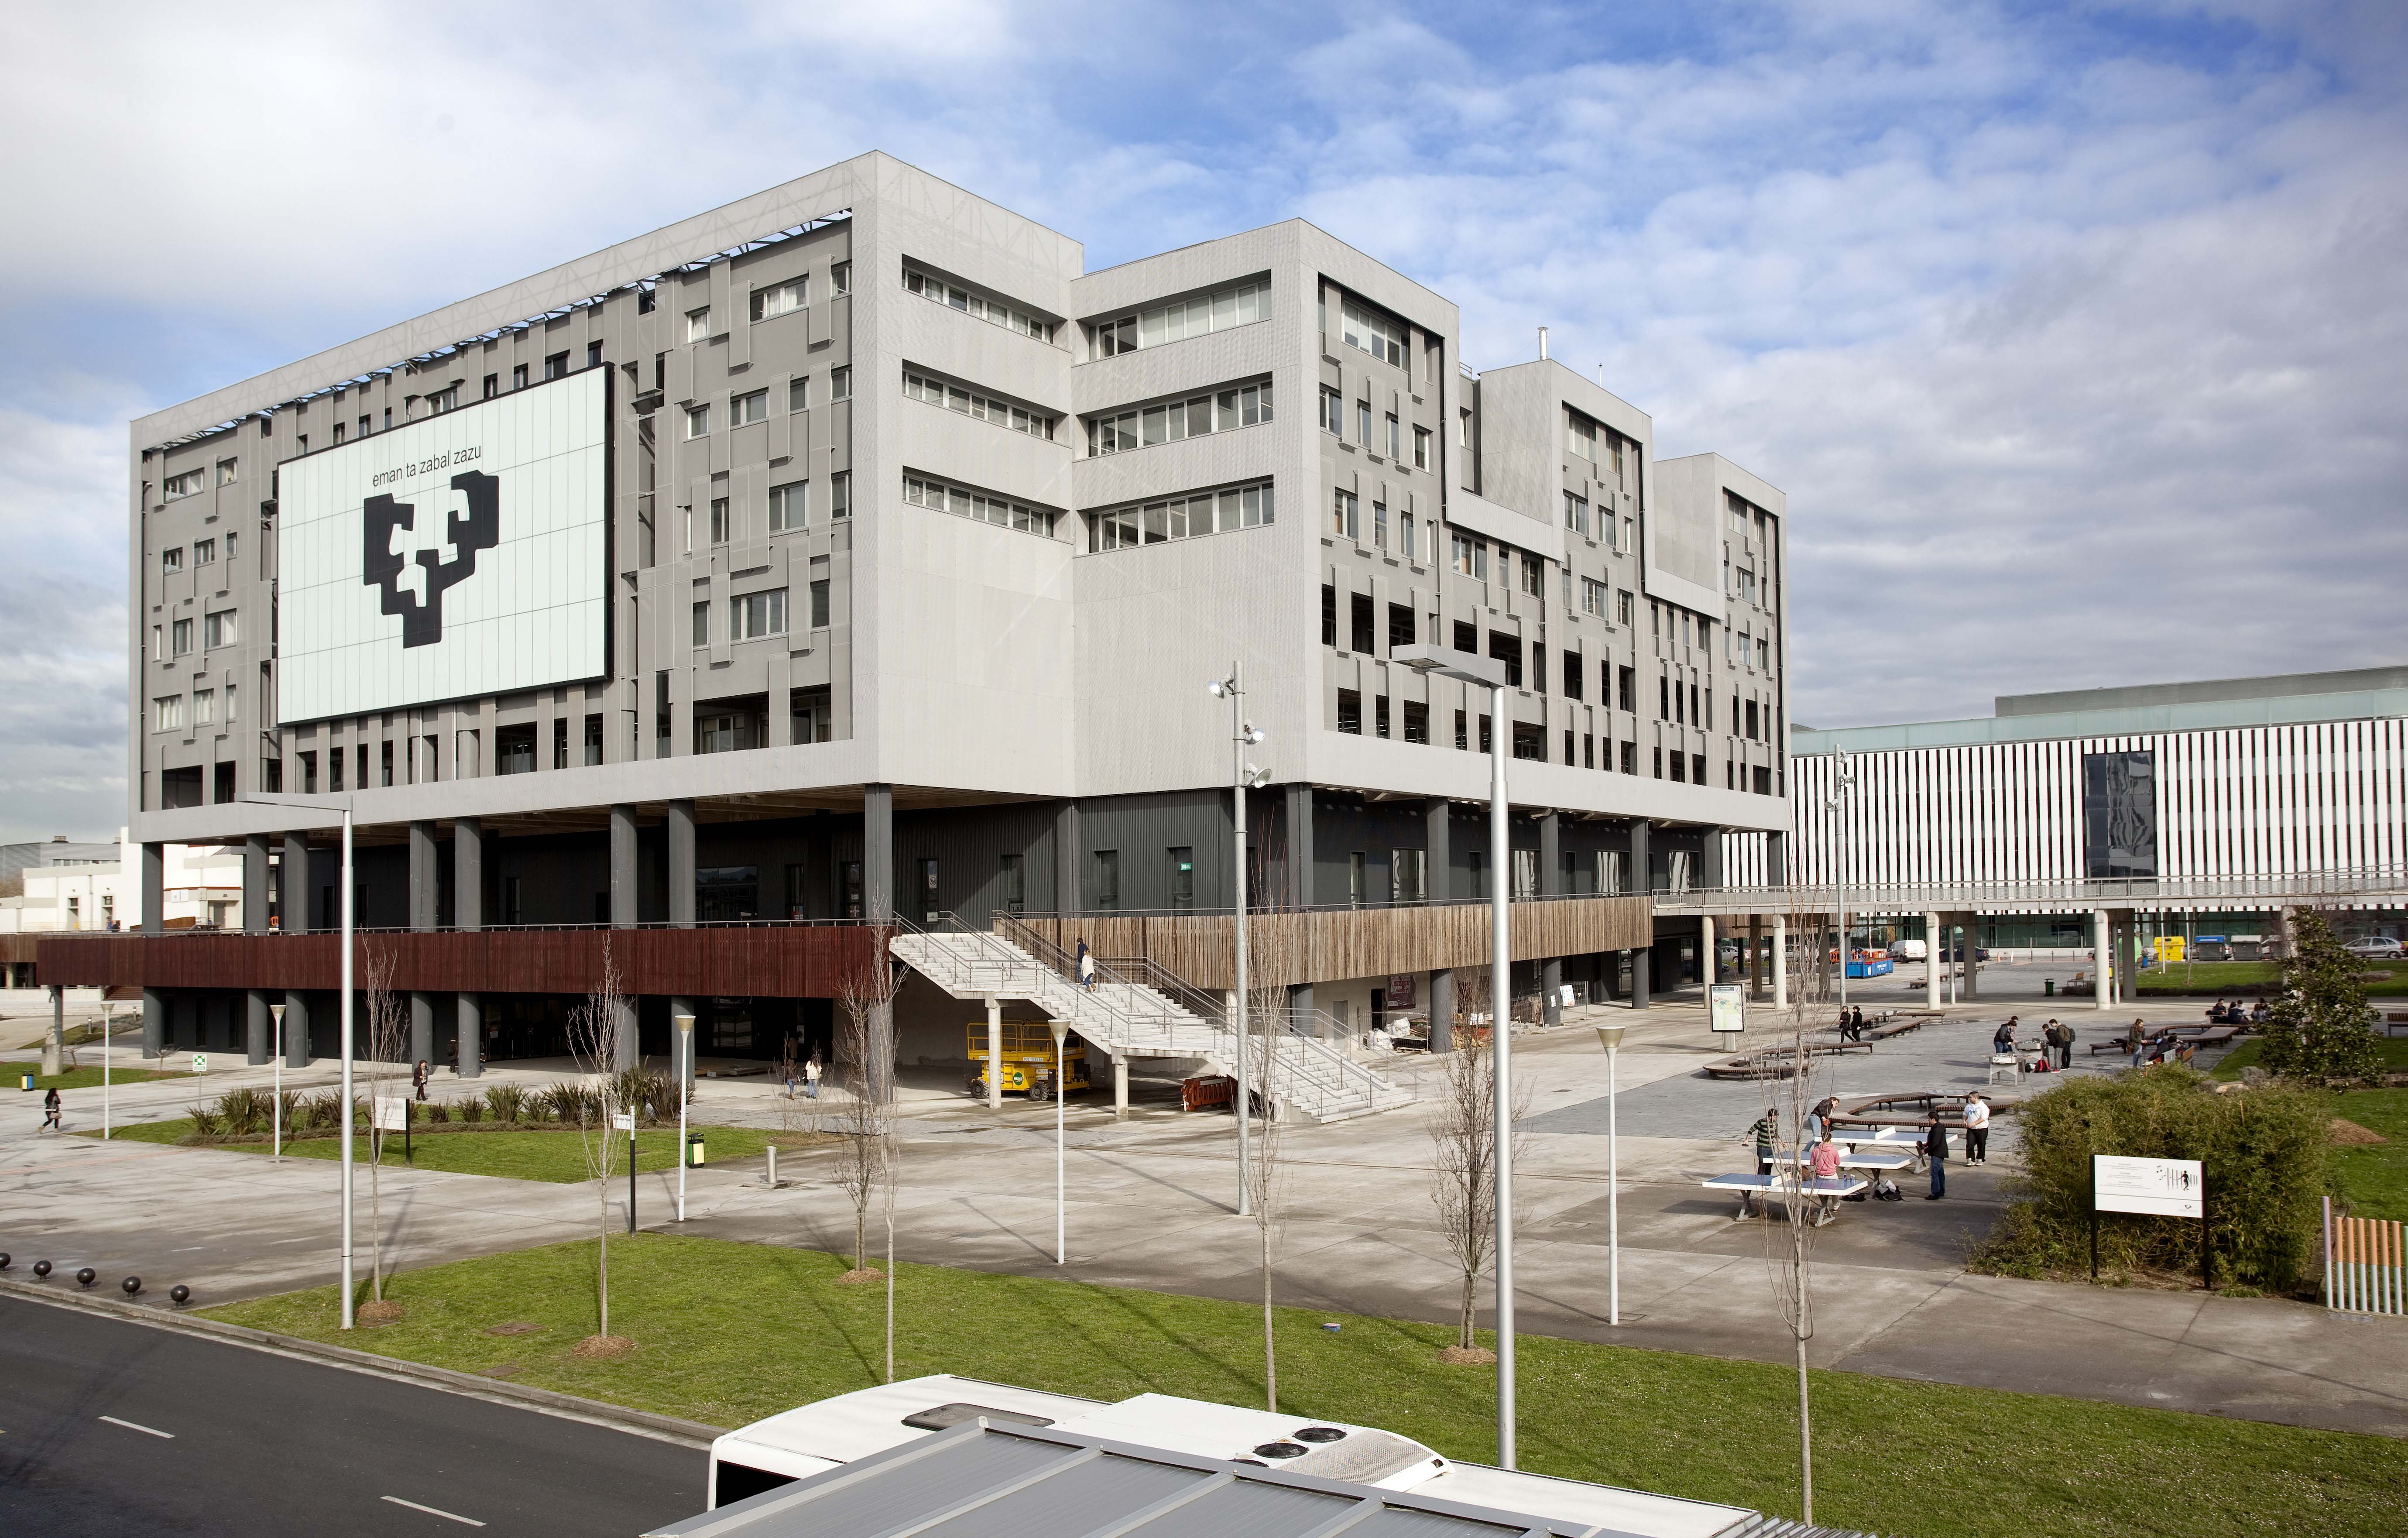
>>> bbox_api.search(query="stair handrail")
[891,912,1049,996]
[953,913,1197,1050]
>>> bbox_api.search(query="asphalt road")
[0,1294,705,1536]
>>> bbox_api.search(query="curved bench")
[1829,1090,2020,1129]
[1701,1040,1875,1080]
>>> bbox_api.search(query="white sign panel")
[276,370,608,724]
[612,1112,636,1132]
[1709,983,1746,1033]
[372,1096,411,1133]
[2094,1154,2202,1218]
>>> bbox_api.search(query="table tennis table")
[1701,1172,1870,1223]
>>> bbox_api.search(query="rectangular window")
[1093,850,1121,912]
[1386,412,1401,460]
[1562,649,1583,700]
[788,376,810,411]
[162,470,206,501]
[731,389,768,427]
[1339,297,1408,366]
[1319,384,1343,435]
[1454,708,1469,751]
[203,610,236,648]
[1403,700,1429,744]
[903,266,1055,341]
[710,498,730,545]
[216,458,237,486]
[830,366,851,400]
[1372,501,1389,548]
[1521,554,1543,598]
[1356,397,1372,447]
[161,547,183,575]
[804,574,832,628]
[1387,602,1416,650]
[831,261,851,295]
[1375,695,1391,738]
[1618,590,1635,627]
[1399,511,1417,562]
[905,370,1057,439]
[1336,688,1362,734]
[1581,577,1607,617]
[1087,481,1270,550]
[1454,620,1477,653]
[686,307,712,341]
[1413,425,1430,470]
[170,618,192,656]
[1321,585,1337,647]
[1564,491,1589,536]
[1332,488,1358,540]
[1694,753,1708,784]
[830,471,850,518]
[154,695,184,732]
[1488,633,1522,688]
[1567,410,1597,462]
[751,278,807,321]
[692,601,709,646]
[686,404,710,438]
[792,687,832,742]
[906,473,1061,538]
[544,351,568,381]
[512,364,528,390]
[1351,592,1375,654]
[482,374,498,400]
[731,589,788,640]
[769,481,808,532]
[999,854,1026,916]
[840,861,863,920]
[1390,848,1425,904]
[587,341,603,370]
[192,538,216,566]
[1087,279,1263,358]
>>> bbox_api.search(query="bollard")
[122,1276,142,1296]
[76,1267,96,1287]
[169,1284,191,1305]
[766,1144,779,1188]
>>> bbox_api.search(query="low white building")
[0,832,244,934]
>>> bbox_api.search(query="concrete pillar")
[614,996,639,1071]
[141,842,165,934]
[1055,800,1081,913]
[454,819,483,932]
[1773,914,1789,1009]
[1426,798,1451,903]
[1427,968,1455,1053]
[456,994,483,1079]
[1700,914,1718,987]
[1749,913,1765,1000]
[668,800,696,928]
[43,986,64,1076]
[610,805,638,929]
[1538,810,1562,1024]
[984,997,1003,1109]
[283,990,309,1066]
[670,996,701,1085]
[1630,819,1651,895]
[404,992,432,1070]
[409,820,438,931]
[1925,911,1943,1010]
[1631,941,1652,1010]
[863,784,893,922]
[1699,826,1724,891]
[2093,909,2111,1012]
[1285,783,1315,909]
[246,989,272,1065]
[244,834,271,934]
[1113,1053,1129,1122]
[282,832,311,934]
[142,987,166,1057]
[1541,958,1563,1025]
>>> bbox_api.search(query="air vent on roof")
[900,1403,1056,1432]
[1252,1442,1309,1459]
[1293,1427,1347,1443]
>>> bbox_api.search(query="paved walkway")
[6,1000,2403,1441]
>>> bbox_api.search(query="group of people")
[1989,1015,2076,1071]
[1742,1091,1991,1213]
[1835,1006,1869,1042]
[2206,998,2268,1024]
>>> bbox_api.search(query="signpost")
[1708,983,1746,1034]
[2092,1154,2207,1285]
[616,1111,638,1232]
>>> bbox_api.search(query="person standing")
[1809,1133,1843,1222]
[1922,1113,1949,1199]
[1963,1093,1990,1164]
[2055,1020,2075,1071]
[1741,1105,1781,1219]
[803,1055,821,1099]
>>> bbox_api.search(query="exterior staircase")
[889,919,1413,1123]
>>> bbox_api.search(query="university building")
[47,152,1793,1080]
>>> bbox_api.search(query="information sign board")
[2094,1154,2202,1218]
[1709,983,1746,1033]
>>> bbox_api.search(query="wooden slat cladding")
[34,927,885,999]
[1022,897,1651,991]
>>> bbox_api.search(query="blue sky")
[3,0,2404,841]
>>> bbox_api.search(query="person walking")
[1922,1113,1949,1199]
[1963,1092,1990,1164]
[803,1054,821,1099]
[41,1086,63,1134]
[412,1060,429,1102]
[1077,939,1096,992]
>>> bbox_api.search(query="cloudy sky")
[3,0,2403,842]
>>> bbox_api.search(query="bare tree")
[360,944,406,1314]
[1759,909,1837,1526]
[565,941,631,1349]
[1427,1024,1528,1363]
[1245,984,1289,1409]
[831,948,899,1294]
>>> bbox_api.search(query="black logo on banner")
[361,471,501,648]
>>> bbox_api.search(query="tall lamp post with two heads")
[1393,641,1520,1468]
[1828,751,1856,1010]
[1206,665,1269,1218]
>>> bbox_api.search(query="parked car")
[2344,936,2404,960]
[1940,945,1991,963]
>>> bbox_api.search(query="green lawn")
[2210,1037,2408,1080]
[2330,1088,2408,1223]
[2141,960,2408,996]
[205,1236,2408,1538]
[13,1064,185,1091]
[82,1119,805,1181]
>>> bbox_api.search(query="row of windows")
[683,262,851,341]
[1087,481,1275,550]
[691,584,834,645]
[152,611,238,660]
[687,369,851,438]
[1086,281,1267,359]
[902,473,1061,537]
[158,533,238,577]
[153,686,235,733]
[1087,380,1271,456]
[903,266,1054,342]
[1561,491,1629,549]
[1328,490,1427,560]
[1338,299,1408,367]
[902,370,1058,439]
[1566,409,1629,474]
[156,459,239,506]
[1316,384,1431,467]
[1325,683,1777,793]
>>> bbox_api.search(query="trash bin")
[686,1130,706,1167]
[2044,979,2055,997]
[17,1071,34,1092]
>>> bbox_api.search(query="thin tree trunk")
[598,1198,611,1337]
[856,1208,868,1274]
[1460,1272,1477,1349]
[885,1207,896,1383]
[1796,1328,1812,1523]
[1261,1215,1276,1412]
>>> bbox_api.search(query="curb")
[0,1273,727,1449]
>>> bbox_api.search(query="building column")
[141,842,165,934]
[455,818,484,932]
[1055,800,1081,913]
[1631,938,1652,1010]
[1924,911,1942,1010]
[409,992,435,1071]
[142,987,166,1058]
[243,834,271,934]
[1427,968,1454,1054]
[1699,914,1717,992]
[1629,819,1651,896]
[246,989,272,1066]
[456,994,483,1079]
[43,986,64,1076]
[610,805,638,930]
[1113,1053,1129,1122]
[1426,797,1451,904]
[1538,810,1561,1024]
[1699,826,1724,891]
[282,832,311,934]
[667,800,696,928]
[283,990,309,1066]
[1772,914,1789,1009]
[1285,783,1315,909]
[2092,909,2111,1012]
[984,997,1003,1110]
[409,820,438,931]
[1749,913,1765,1000]
[864,784,894,922]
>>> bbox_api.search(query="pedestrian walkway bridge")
[1652,865,2408,918]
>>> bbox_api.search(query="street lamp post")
[1394,641,1519,1468]
[675,1013,695,1222]
[269,1003,285,1160]
[1594,1023,1626,1325]
[1049,1018,1070,1264]
[240,790,355,1328]
[101,1003,112,1140]
[1207,666,1269,1218]
[1828,752,1855,1010]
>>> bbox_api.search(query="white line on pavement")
[98,1414,174,1438]
[381,1495,487,1526]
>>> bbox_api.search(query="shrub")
[190,1106,221,1137]
[540,1082,597,1126]
[1972,1065,2332,1290]
[614,1067,679,1126]
[426,1099,451,1124]
[276,1088,302,1134]
[455,1095,484,1124]
[2262,910,2383,1083]
[214,1085,272,1137]
[484,1083,525,1123]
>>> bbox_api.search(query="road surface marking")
[99,1415,173,1438]
[381,1495,487,1526]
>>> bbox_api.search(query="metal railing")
[1653,865,2408,916]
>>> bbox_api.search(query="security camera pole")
[1394,642,1519,1467]
[1207,664,1268,1217]
[240,790,355,1327]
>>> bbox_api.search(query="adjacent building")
[59,151,1793,1072]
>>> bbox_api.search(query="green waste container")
[686,1130,706,1167]
[2044,979,2056,997]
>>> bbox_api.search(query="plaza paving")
[6,991,2404,1440]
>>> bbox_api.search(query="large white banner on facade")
[276,371,607,724]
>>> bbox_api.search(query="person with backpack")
[1922,1113,1949,1199]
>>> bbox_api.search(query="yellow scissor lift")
[967,1021,1089,1100]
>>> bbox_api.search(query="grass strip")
[78,1118,808,1182]
[206,1234,2408,1538]
[14,1065,185,1091]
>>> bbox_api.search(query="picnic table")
[1701,1172,1870,1223]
